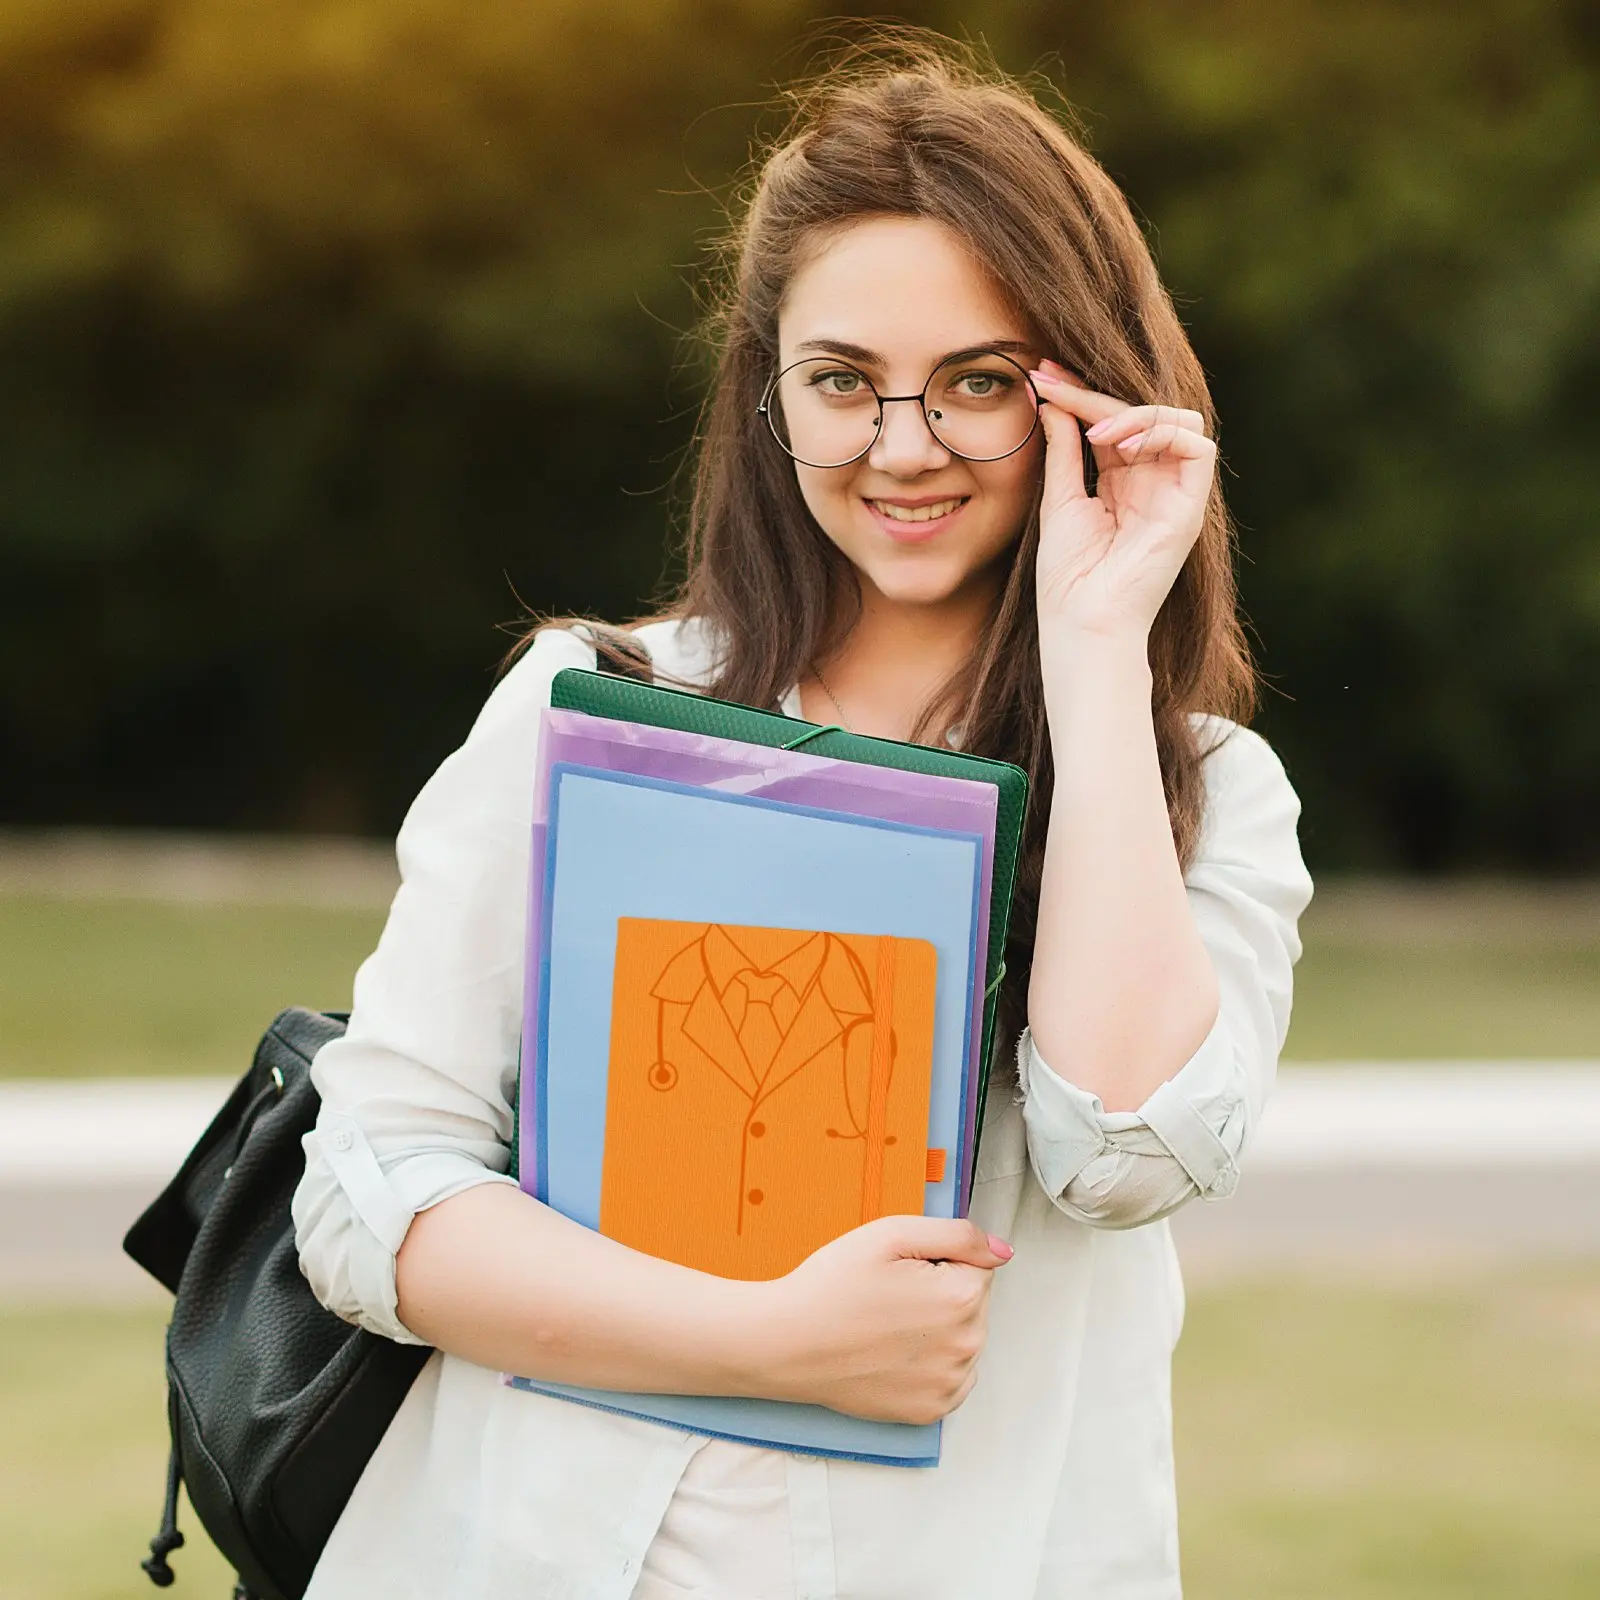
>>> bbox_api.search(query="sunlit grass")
[1286,939,1600,1059]
[2,891,1596,1079]
[0,1305,236,1600]
[0,896,383,1079]
[4,1273,1598,1598]
[1175,1271,1600,1598]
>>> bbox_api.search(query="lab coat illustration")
[600,919,940,1279]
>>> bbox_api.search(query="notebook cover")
[602,918,940,1282]
[544,668,1029,1178]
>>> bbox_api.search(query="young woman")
[293,36,1312,1599]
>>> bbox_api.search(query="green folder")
[541,667,1028,1184]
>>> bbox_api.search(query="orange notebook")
[600,918,940,1280]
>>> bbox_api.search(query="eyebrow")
[792,337,1035,366]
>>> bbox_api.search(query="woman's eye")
[810,369,867,397]
[953,371,1009,398]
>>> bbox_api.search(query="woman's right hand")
[758,1216,1014,1425]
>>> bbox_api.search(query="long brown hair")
[524,32,1255,1052]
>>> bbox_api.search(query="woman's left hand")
[1027,358,1217,642]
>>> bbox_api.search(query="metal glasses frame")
[756,349,1042,469]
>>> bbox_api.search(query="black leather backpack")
[123,1008,431,1599]
[122,625,655,1597]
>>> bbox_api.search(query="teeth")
[870,498,964,523]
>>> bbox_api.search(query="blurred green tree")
[1,0,1596,863]
[1051,0,1600,868]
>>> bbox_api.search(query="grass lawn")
[1285,939,1600,1059]
[0,1305,236,1600]
[2,1272,1597,1598]
[0,896,384,1080]
[3,890,1597,1079]
[1175,1271,1600,1597]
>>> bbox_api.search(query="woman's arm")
[1030,629,1218,1111]
[395,1184,1010,1425]
[1021,721,1310,1227]
[1024,364,1225,1111]
[395,1184,766,1390]
[1012,365,1311,1226]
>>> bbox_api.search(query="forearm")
[395,1181,787,1396]
[1028,630,1219,1111]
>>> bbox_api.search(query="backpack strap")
[573,621,653,685]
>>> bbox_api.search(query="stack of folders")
[507,669,1028,1467]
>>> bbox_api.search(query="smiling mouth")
[867,497,969,524]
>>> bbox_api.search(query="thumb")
[1037,399,1088,509]
[884,1215,1014,1269]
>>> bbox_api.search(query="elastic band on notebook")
[779,723,846,751]
[858,936,898,1225]
[984,960,1008,999]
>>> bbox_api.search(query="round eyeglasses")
[757,349,1042,469]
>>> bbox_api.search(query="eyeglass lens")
[765,351,1038,468]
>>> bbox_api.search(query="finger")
[1084,402,1208,446]
[1028,366,1126,429]
[1111,423,1217,464]
[1037,399,1087,504]
[1032,367,1208,442]
[885,1215,1014,1268]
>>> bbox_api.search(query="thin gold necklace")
[810,663,853,732]
[812,664,968,748]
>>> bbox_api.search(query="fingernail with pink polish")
[1086,419,1113,440]
[987,1234,1015,1261]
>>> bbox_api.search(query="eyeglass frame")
[756,347,1044,469]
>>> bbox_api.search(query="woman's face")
[774,214,1044,613]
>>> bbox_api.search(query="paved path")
[4,1064,1598,1298]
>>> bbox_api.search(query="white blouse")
[292,616,1313,1600]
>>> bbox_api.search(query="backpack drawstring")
[140,1432,185,1586]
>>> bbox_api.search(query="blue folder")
[510,765,984,1465]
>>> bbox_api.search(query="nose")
[867,397,952,477]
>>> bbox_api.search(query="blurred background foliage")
[1,0,1597,866]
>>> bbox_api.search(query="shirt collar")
[703,924,826,998]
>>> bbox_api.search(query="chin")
[857,554,982,610]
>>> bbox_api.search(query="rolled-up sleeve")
[290,626,596,1341]
[1019,719,1313,1230]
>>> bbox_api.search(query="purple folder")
[520,707,1000,1212]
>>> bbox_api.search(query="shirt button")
[330,1129,353,1152]
[748,1188,764,1205]
[749,1121,766,1138]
